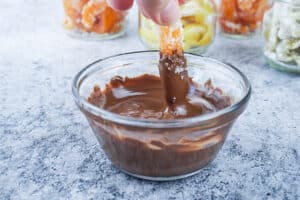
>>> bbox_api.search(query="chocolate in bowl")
[72,51,251,181]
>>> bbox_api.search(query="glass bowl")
[72,51,251,181]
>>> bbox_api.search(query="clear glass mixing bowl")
[72,51,251,181]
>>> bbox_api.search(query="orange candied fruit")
[160,26,183,55]
[219,0,271,35]
[63,0,125,34]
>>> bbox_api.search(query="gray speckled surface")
[1,0,300,199]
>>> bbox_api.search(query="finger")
[139,6,151,18]
[138,0,180,25]
[107,0,134,10]
[178,0,185,5]
[137,0,168,18]
[158,0,180,25]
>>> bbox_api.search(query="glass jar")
[263,0,300,73]
[63,0,126,40]
[139,0,217,54]
[219,0,272,38]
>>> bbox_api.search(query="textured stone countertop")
[1,1,299,199]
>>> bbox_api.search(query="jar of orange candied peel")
[219,0,273,38]
[63,0,126,40]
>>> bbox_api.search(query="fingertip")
[158,0,180,25]
[107,0,133,10]
[139,6,151,19]
[138,0,180,26]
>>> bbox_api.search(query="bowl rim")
[72,50,251,128]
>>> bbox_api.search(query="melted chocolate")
[88,74,231,120]
[159,50,189,105]
[86,74,232,177]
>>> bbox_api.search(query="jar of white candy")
[263,0,300,73]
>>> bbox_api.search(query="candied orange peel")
[159,23,184,55]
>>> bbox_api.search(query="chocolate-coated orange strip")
[158,22,189,105]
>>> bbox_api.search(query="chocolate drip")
[159,50,190,105]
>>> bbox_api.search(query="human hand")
[107,0,181,25]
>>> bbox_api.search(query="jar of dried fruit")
[139,0,217,54]
[219,0,272,38]
[263,0,300,73]
[63,0,126,40]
